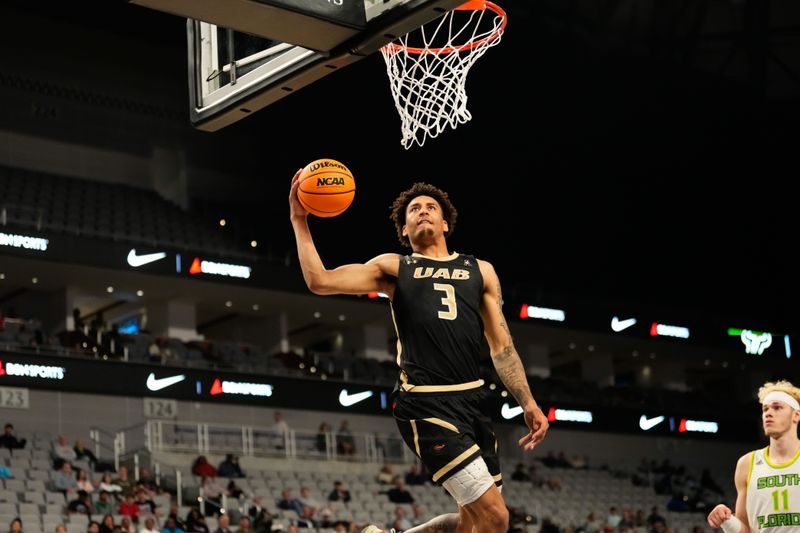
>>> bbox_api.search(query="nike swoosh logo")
[639,415,665,431]
[127,249,167,267]
[146,373,186,391]
[339,389,373,407]
[501,403,524,420]
[611,316,637,332]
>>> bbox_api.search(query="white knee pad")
[441,456,495,506]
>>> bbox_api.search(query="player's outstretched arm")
[478,260,548,451]
[289,169,397,296]
[707,452,752,533]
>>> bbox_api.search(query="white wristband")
[721,516,743,533]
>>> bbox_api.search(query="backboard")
[131,0,466,131]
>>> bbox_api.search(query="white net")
[380,1,506,149]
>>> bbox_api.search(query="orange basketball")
[296,158,356,218]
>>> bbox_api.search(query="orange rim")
[383,1,507,55]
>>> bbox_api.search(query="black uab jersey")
[391,252,485,388]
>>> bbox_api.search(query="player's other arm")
[478,260,548,450]
[289,169,397,296]
[707,453,752,533]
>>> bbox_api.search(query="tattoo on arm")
[496,283,513,339]
[491,283,534,407]
[493,345,534,408]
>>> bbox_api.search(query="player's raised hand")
[289,168,308,219]
[707,504,733,528]
[519,406,548,451]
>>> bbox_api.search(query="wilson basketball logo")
[297,158,356,218]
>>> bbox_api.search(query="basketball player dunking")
[708,381,800,533]
[289,175,549,533]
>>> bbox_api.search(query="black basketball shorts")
[393,388,502,487]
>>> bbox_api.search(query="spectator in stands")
[569,454,588,469]
[376,463,395,485]
[237,517,252,533]
[385,479,414,504]
[315,422,331,453]
[53,435,77,469]
[389,507,412,531]
[191,456,217,478]
[115,466,135,498]
[134,489,159,517]
[247,497,273,533]
[87,522,100,533]
[539,518,560,533]
[76,468,96,493]
[183,508,206,533]
[55,525,67,533]
[618,509,635,530]
[119,494,140,523]
[165,505,185,531]
[95,492,115,515]
[634,509,646,528]
[217,454,244,478]
[298,487,320,512]
[54,462,79,495]
[296,507,317,529]
[511,463,530,482]
[404,464,427,485]
[286,526,298,533]
[327,481,351,503]
[68,490,94,516]
[277,489,304,516]
[162,518,184,533]
[556,451,570,468]
[0,464,12,479]
[148,339,162,364]
[0,424,26,450]
[72,308,84,332]
[137,469,160,496]
[272,412,289,450]
[318,506,336,529]
[74,439,99,470]
[140,517,159,533]
[100,514,116,533]
[9,519,22,533]
[226,479,244,500]
[120,517,135,533]
[647,506,666,529]
[335,420,355,456]
[667,493,689,512]
[99,473,123,497]
[411,503,425,526]
[542,451,559,468]
[200,476,225,516]
[582,512,603,533]
[212,515,231,533]
[607,507,623,528]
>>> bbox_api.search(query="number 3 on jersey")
[434,283,457,320]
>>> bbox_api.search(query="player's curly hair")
[758,380,800,404]
[390,183,458,248]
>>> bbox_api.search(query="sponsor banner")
[0,349,749,440]
[0,224,302,291]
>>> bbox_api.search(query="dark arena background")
[0,1,799,533]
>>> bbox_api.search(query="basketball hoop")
[380,0,507,149]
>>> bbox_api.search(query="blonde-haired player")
[708,380,800,533]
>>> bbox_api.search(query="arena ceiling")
[0,0,797,331]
